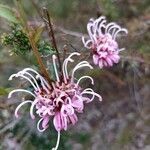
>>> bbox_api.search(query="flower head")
[82,16,128,68]
[8,52,102,150]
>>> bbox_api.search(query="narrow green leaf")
[0,4,19,23]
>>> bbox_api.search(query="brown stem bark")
[42,8,62,72]
[15,0,52,85]
[28,34,52,84]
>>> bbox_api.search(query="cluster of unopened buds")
[8,16,127,150]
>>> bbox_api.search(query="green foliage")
[1,24,31,55]
[38,41,56,56]
[1,24,56,57]
[0,4,19,23]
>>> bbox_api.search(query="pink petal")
[82,97,92,103]
[71,97,84,112]
[53,112,61,131]
[97,44,104,52]
[98,51,107,58]
[93,54,99,65]
[111,41,118,49]
[106,57,113,66]
[42,116,50,129]
[110,54,120,63]
[103,60,108,67]
[53,112,67,131]
[103,43,109,51]
[61,104,74,116]
[69,114,78,125]
[99,59,103,69]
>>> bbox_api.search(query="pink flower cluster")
[82,16,128,68]
[8,52,102,150]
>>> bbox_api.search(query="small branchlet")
[1,24,56,56]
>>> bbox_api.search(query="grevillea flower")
[8,52,102,150]
[82,16,128,68]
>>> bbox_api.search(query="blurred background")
[0,0,149,149]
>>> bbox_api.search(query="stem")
[15,0,52,84]
[28,35,52,84]
[42,7,62,72]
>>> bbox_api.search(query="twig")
[15,0,52,84]
[31,0,62,68]
[56,26,87,38]
[55,26,127,39]
[42,7,62,72]
[28,35,52,84]
[68,43,79,52]
[30,0,83,39]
